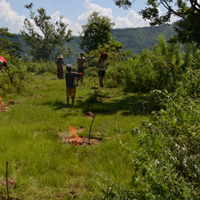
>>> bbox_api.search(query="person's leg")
[71,88,76,108]
[67,97,69,106]
[71,97,75,108]
[81,76,83,85]
[99,76,104,88]
[101,77,104,88]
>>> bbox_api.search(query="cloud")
[114,10,150,29]
[78,0,113,22]
[0,0,25,34]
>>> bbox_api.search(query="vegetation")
[0,28,22,60]
[0,72,145,199]
[79,12,115,53]
[20,3,73,62]
[114,0,200,46]
[1,25,175,63]
[0,31,200,198]
[0,2,200,199]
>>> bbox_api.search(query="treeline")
[112,24,175,54]
[0,24,175,64]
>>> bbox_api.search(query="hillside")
[1,24,175,63]
[111,24,175,54]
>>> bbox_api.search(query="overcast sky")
[0,0,178,36]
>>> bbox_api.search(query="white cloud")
[78,0,113,22]
[0,0,25,33]
[114,10,150,29]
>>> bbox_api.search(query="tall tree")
[20,3,73,62]
[113,0,200,46]
[79,12,115,53]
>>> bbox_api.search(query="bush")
[26,61,56,74]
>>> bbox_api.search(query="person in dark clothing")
[65,64,83,108]
[96,52,108,88]
[56,55,65,79]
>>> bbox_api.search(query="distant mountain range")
[1,24,175,64]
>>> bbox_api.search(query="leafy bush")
[26,61,56,74]
[84,66,98,77]
[105,61,127,88]
[102,68,200,199]
[0,63,28,95]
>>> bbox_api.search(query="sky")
[0,0,178,36]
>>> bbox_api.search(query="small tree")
[79,12,115,53]
[20,3,73,62]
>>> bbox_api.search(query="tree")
[79,12,115,53]
[113,0,200,46]
[20,3,73,62]
[85,38,130,67]
[0,28,22,59]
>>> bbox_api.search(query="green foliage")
[26,61,56,74]
[0,62,27,95]
[102,69,200,200]
[0,28,22,59]
[80,12,115,53]
[84,66,98,77]
[114,0,200,46]
[20,3,73,62]
[105,35,183,92]
[85,38,130,68]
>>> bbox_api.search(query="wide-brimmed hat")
[59,55,64,58]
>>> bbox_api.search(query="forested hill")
[111,24,175,54]
[2,24,175,63]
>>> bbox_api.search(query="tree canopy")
[113,0,200,46]
[0,28,22,59]
[79,12,115,53]
[20,3,73,62]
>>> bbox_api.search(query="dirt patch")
[33,94,42,98]
[84,111,95,118]
[0,106,9,112]
[7,100,21,105]
[62,136,102,145]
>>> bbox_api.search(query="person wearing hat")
[0,57,9,76]
[65,64,83,108]
[96,52,108,88]
[56,55,65,79]
[76,52,86,85]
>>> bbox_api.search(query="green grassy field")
[0,74,147,199]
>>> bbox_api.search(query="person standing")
[65,64,83,108]
[0,57,9,76]
[96,52,108,88]
[76,52,86,85]
[56,55,65,79]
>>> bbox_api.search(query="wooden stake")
[88,114,95,145]
[6,161,9,200]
